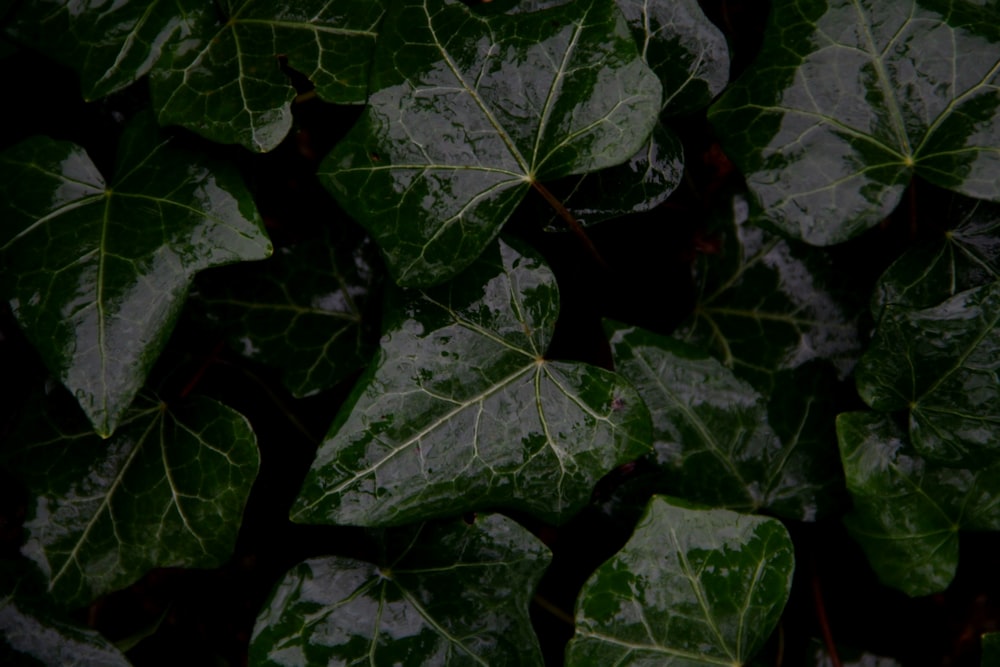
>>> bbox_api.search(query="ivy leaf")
[873,197,1000,316]
[709,0,1000,246]
[566,496,794,666]
[4,0,198,101]
[291,238,652,527]
[196,227,381,398]
[320,0,662,287]
[1,593,130,666]
[856,280,1000,465]
[0,113,271,437]
[675,194,861,394]
[606,321,840,521]
[150,0,386,152]
[250,514,548,666]
[984,633,1000,666]
[2,390,259,608]
[837,411,1000,597]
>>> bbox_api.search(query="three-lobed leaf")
[566,496,794,666]
[0,113,271,437]
[291,238,652,527]
[250,514,548,666]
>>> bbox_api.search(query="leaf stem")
[532,593,575,626]
[530,180,608,269]
[812,558,842,667]
[179,339,226,399]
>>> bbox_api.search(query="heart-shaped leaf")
[2,390,259,608]
[250,513,548,666]
[0,113,271,437]
[709,0,1000,245]
[291,238,651,527]
[837,411,1000,597]
[566,496,794,666]
[196,227,381,398]
[150,0,386,152]
[606,321,840,521]
[320,0,662,286]
[856,280,1000,465]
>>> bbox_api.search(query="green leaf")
[250,513,548,666]
[618,0,730,114]
[292,238,651,527]
[709,0,1000,246]
[675,194,861,394]
[196,227,380,398]
[873,197,1000,316]
[856,280,1000,465]
[1,593,131,666]
[837,411,1000,597]
[150,0,386,152]
[4,0,197,101]
[319,0,662,286]
[3,390,259,608]
[606,321,840,521]
[566,496,794,666]
[0,113,271,437]
[984,633,1000,667]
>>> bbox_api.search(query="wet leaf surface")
[0,113,271,437]
[250,513,548,666]
[292,238,651,527]
[710,0,1000,245]
[566,496,794,666]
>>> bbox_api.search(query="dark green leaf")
[566,496,794,666]
[709,0,1000,245]
[0,113,271,437]
[3,390,259,608]
[837,411,1000,597]
[196,227,380,398]
[292,238,651,527]
[606,321,840,521]
[320,0,661,286]
[150,0,386,152]
[1,594,130,666]
[250,513,548,666]
[873,197,1000,316]
[856,280,1000,465]
[5,0,197,100]
[984,633,1000,666]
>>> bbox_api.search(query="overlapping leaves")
[320,0,661,286]
[566,496,794,666]
[710,0,1000,245]
[291,238,651,527]
[250,514,548,666]
[0,113,271,437]
[2,390,259,608]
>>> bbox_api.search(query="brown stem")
[812,559,842,667]
[179,339,226,399]
[531,179,608,270]
[532,593,575,626]
[908,178,918,241]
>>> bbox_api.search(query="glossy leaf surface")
[856,281,1000,465]
[0,114,271,437]
[250,514,548,666]
[320,0,661,286]
[566,496,794,666]
[3,391,259,608]
[292,239,651,527]
[150,0,385,152]
[838,411,1000,597]
[5,0,197,100]
[607,322,839,521]
[0,594,130,666]
[709,0,1000,245]
[196,228,380,397]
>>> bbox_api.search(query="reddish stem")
[531,180,608,270]
[179,339,226,399]
[812,559,842,667]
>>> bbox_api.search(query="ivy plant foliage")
[566,496,794,666]
[0,113,271,437]
[1,388,259,609]
[319,0,662,287]
[606,322,840,521]
[984,633,1000,666]
[250,514,549,666]
[292,238,652,527]
[709,0,1000,246]
[837,411,1000,597]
